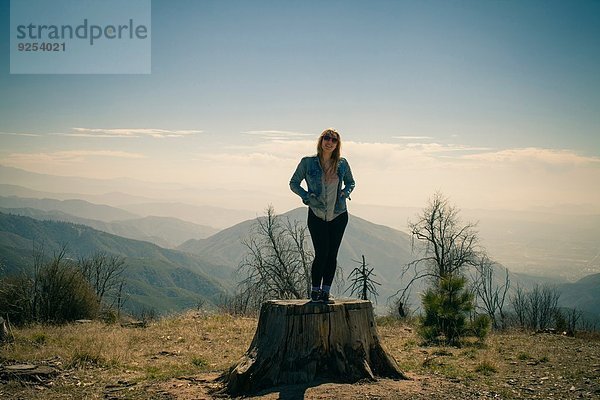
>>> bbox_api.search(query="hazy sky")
[1,0,599,212]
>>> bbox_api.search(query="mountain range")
[2,206,598,322]
[178,207,416,306]
[0,212,234,314]
[2,165,599,281]
[351,203,600,281]
[0,165,598,322]
[0,200,219,248]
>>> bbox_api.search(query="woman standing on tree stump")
[290,128,355,303]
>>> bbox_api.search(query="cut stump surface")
[220,299,407,395]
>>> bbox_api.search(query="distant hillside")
[0,165,187,202]
[0,207,219,248]
[558,273,600,322]
[112,215,219,247]
[0,212,234,314]
[179,207,566,314]
[179,207,418,308]
[0,183,157,206]
[118,202,256,230]
[0,196,138,222]
[0,166,265,222]
[0,190,254,232]
[352,203,600,281]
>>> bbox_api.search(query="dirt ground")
[2,314,599,399]
[148,372,502,400]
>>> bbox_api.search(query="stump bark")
[220,299,408,395]
[0,317,10,343]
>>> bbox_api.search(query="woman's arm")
[340,160,355,200]
[289,158,309,202]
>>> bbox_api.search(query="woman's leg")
[322,212,348,287]
[307,208,330,288]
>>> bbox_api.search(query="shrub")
[0,275,33,325]
[30,332,48,346]
[419,275,474,345]
[471,314,492,341]
[68,348,106,368]
[0,252,100,325]
[34,258,100,323]
[191,357,208,368]
[517,352,532,360]
[101,308,119,324]
[475,360,498,375]
[418,324,440,344]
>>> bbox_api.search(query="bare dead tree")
[345,255,381,303]
[283,216,314,297]
[527,285,542,330]
[0,261,11,315]
[510,284,527,329]
[217,290,256,316]
[389,193,483,344]
[537,285,560,330]
[78,251,126,307]
[30,241,47,319]
[0,262,16,342]
[0,245,43,324]
[237,205,313,312]
[510,283,560,331]
[409,192,479,279]
[393,192,480,304]
[566,308,583,335]
[577,314,597,333]
[333,265,346,296]
[471,255,510,329]
[115,279,128,319]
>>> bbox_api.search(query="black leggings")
[307,208,348,288]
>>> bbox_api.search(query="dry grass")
[1,311,257,399]
[4,311,256,371]
[1,312,599,399]
[377,320,600,399]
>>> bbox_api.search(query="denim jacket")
[289,155,356,214]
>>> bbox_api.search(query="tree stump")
[219,299,408,395]
[0,364,58,382]
[0,317,10,343]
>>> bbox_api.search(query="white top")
[310,176,341,222]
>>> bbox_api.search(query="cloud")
[188,139,599,209]
[61,128,203,138]
[462,148,600,166]
[242,130,312,141]
[338,141,494,173]
[3,134,597,211]
[199,152,284,166]
[3,150,146,165]
[0,131,42,137]
[404,142,493,154]
[392,136,434,140]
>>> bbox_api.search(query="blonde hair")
[317,128,341,179]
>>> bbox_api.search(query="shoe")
[310,289,322,302]
[319,291,335,304]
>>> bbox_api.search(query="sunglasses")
[322,135,338,143]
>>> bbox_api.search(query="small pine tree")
[419,275,474,345]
